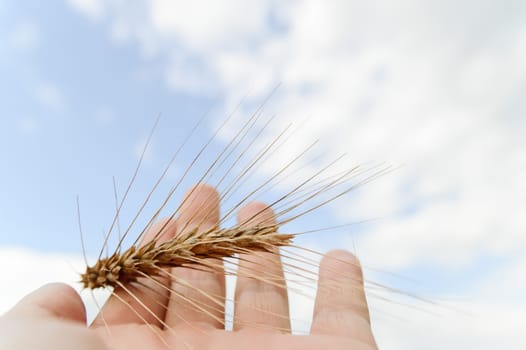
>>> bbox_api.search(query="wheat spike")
[81,224,294,290]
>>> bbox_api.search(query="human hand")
[1,184,377,350]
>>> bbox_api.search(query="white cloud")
[149,0,270,53]
[16,118,39,134]
[372,300,526,350]
[63,0,526,270]
[0,247,108,322]
[67,0,106,20]
[369,254,526,350]
[7,20,39,52]
[34,81,66,110]
[94,106,115,124]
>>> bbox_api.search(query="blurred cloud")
[67,0,105,20]
[149,0,271,52]
[34,81,66,110]
[93,106,115,124]
[65,0,525,308]
[15,118,39,134]
[372,300,526,350]
[370,254,526,350]
[0,247,110,323]
[0,247,83,315]
[7,20,39,52]
[78,0,525,270]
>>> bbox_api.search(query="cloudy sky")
[1,1,525,349]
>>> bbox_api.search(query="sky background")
[1,1,525,349]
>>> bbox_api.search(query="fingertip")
[237,201,276,226]
[319,249,363,280]
[185,182,216,192]
[183,183,219,205]
[178,183,220,228]
[323,249,360,264]
[141,217,177,245]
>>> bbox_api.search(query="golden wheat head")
[81,224,294,290]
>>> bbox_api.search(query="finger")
[91,218,176,328]
[5,283,86,324]
[234,202,290,332]
[165,184,226,329]
[311,250,376,345]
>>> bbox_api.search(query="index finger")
[90,218,176,328]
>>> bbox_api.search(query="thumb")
[5,283,87,324]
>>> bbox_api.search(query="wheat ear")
[81,224,293,290]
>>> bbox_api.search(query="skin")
[0,185,377,350]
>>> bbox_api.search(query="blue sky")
[1,1,525,349]
[0,1,214,253]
